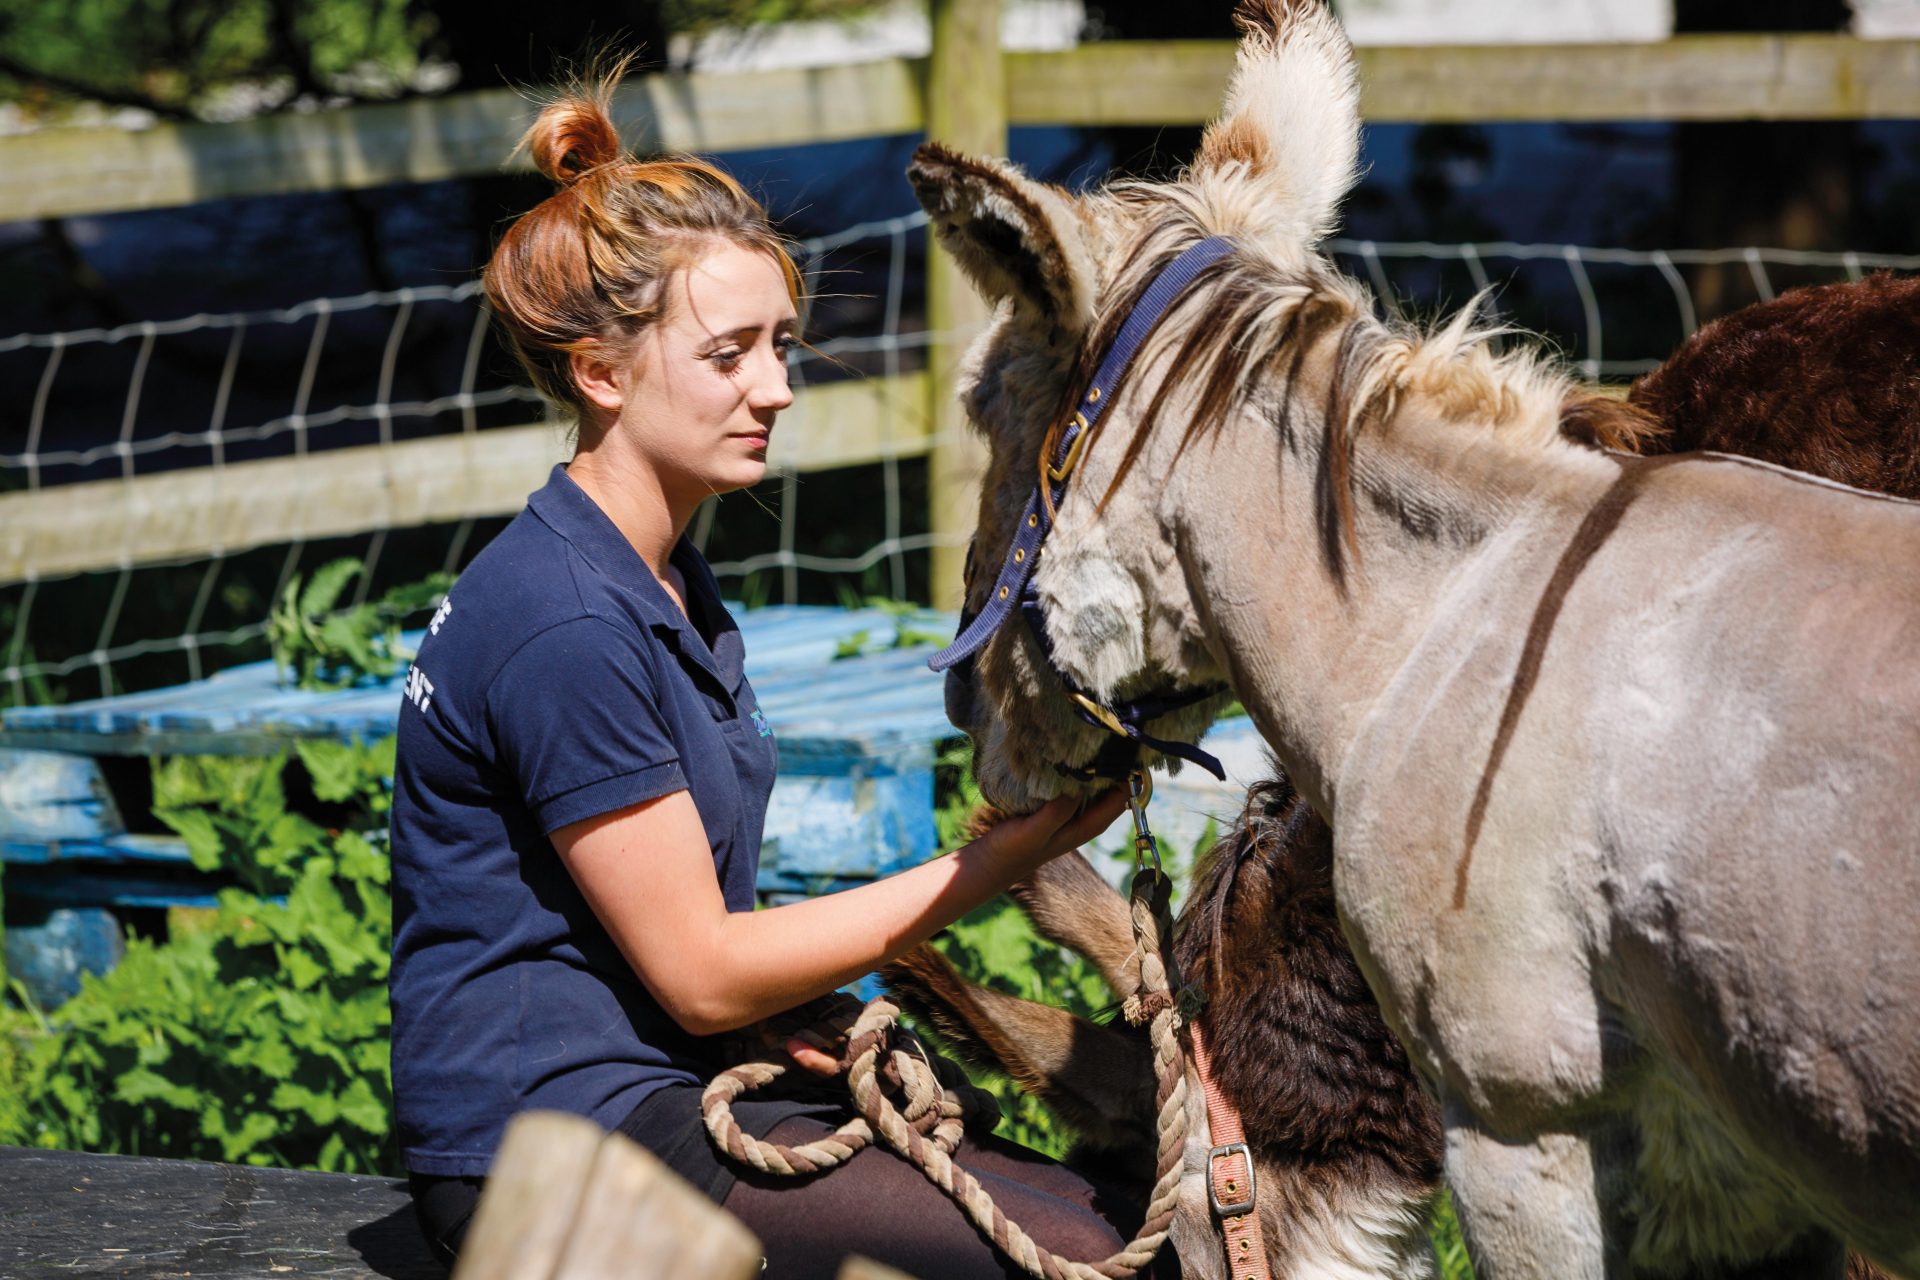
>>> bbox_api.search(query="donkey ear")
[908,142,1097,332]
[1192,0,1362,244]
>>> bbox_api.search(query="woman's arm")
[551,788,1126,1037]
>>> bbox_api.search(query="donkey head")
[912,0,1363,809]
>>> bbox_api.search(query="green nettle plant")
[267,558,451,691]
[0,739,399,1174]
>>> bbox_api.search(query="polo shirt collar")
[526,463,745,694]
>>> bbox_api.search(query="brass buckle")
[1207,1142,1257,1218]
[1045,413,1092,484]
[1068,689,1127,737]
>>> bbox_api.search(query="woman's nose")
[753,347,796,412]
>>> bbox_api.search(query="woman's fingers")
[1048,786,1127,853]
[786,1037,842,1076]
[983,787,1128,869]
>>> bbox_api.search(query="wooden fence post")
[925,0,1006,610]
[454,1111,763,1280]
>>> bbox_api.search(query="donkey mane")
[1080,199,1659,549]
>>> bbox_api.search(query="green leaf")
[115,1066,201,1113]
[159,807,226,872]
[280,948,326,991]
[296,739,367,804]
[338,1076,388,1135]
[299,559,363,617]
[269,1081,339,1126]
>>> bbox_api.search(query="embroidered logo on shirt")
[428,596,454,636]
[404,664,436,714]
[751,708,773,738]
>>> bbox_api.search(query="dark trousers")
[411,1107,1172,1279]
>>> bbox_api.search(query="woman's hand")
[977,788,1128,878]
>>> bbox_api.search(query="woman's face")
[611,241,798,503]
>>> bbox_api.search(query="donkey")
[892,265,1920,1280]
[887,780,1446,1278]
[909,2,1920,1276]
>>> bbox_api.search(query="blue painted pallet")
[0,606,965,1004]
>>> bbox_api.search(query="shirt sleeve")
[485,616,688,835]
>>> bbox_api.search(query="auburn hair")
[482,58,804,424]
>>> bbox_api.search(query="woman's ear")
[570,344,628,415]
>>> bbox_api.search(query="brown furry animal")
[1630,272,1920,495]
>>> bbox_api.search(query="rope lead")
[703,776,1189,1280]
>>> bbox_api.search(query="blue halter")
[929,236,1237,782]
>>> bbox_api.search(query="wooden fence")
[4,9,1918,604]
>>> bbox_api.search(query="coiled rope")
[703,865,1188,1280]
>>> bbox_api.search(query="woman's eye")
[774,336,800,358]
[707,348,744,368]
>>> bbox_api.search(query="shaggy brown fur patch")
[1198,115,1270,173]
[1559,390,1666,452]
[1629,273,1920,496]
[1177,778,1444,1191]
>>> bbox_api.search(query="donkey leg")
[1007,850,1143,999]
[1443,1112,1613,1280]
[881,944,1155,1155]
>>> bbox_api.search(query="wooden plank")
[0,424,567,585]
[3,903,127,1008]
[772,371,929,473]
[925,0,1004,611]
[0,602,956,750]
[550,1128,761,1280]
[0,373,929,585]
[455,1111,762,1280]
[1358,34,1920,123]
[1009,34,1920,126]
[1,833,193,867]
[454,1111,605,1280]
[1005,41,1235,127]
[0,59,926,224]
[0,749,122,841]
[0,1145,439,1278]
[3,36,1919,226]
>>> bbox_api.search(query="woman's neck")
[566,442,691,581]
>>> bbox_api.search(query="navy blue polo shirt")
[389,463,778,1177]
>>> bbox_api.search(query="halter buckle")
[1045,413,1092,484]
[1069,689,1128,738]
[1207,1142,1257,1218]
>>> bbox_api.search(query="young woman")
[387,72,1149,1279]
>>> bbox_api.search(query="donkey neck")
[1167,361,1623,819]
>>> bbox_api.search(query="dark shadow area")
[347,1201,448,1280]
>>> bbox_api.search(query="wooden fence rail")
[0,372,930,584]
[2,35,1916,226]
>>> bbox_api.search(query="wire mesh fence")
[5,218,1916,705]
